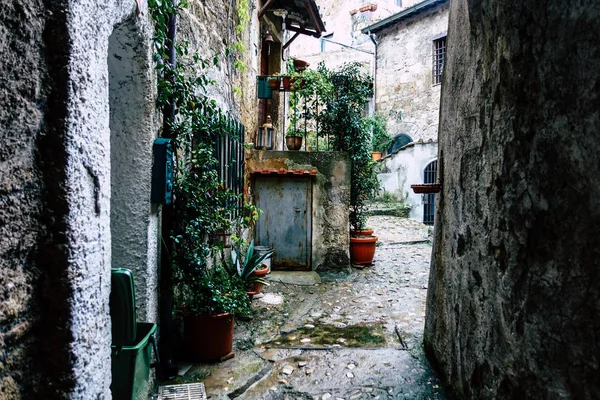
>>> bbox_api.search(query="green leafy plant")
[366,113,392,153]
[231,240,274,287]
[149,0,255,317]
[174,263,251,317]
[286,63,333,142]
[318,62,378,231]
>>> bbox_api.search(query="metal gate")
[255,176,312,270]
[423,160,437,225]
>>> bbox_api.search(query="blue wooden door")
[255,177,312,270]
[423,160,437,225]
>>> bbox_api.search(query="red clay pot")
[351,228,374,236]
[183,313,234,362]
[249,264,269,294]
[349,235,378,265]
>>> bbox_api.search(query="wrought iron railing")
[209,114,245,215]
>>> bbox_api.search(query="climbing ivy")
[148,0,253,314]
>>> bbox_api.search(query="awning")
[259,0,326,39]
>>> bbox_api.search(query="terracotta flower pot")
[286,136,303,150]
[249,264,269,294]
[349,235,378,265]
[268,77,279,90]
[371,152,382,161]
[410,184,442,194]
[351,228,374,236]
[293,59,309,72]
[183,313,234,361]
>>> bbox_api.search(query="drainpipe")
[369,32,378,113]
[159,0,179,380]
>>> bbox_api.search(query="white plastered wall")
[378,141,437,222]
[64,0,158,397]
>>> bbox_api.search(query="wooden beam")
[303,0,323,35]
[287,25,320,39]
[258,0,276,19]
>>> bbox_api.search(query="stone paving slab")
[163,216,446,399]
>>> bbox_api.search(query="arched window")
[423,160,437,225]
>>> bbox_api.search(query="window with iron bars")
[433,36,446,85]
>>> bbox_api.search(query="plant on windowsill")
[365,112,392,161]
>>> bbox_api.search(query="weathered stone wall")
[179,0,261,134]
[0,0,48,397]
[375,2,448,142]
[290,0,424,57]
[424,0,600,398]
[245,151,350,271]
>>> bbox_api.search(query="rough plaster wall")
[63,0,155,397]
[0,0,47,397]
[245,151,350,271]
[109,14,159,322]
[378,141,437,221]
[376,3,447,141]
[424,0,600,398]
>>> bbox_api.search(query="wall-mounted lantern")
[256,115,275,150]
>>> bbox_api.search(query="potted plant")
[232,240,274,298]
[268,74,280,90]
[366,113,392,161]
[171,141,252,361]
[319,62,379,264]
[286,89,304,150]
[175,263,251,362]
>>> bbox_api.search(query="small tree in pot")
[319,62,379,264]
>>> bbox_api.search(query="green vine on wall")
[148,0,253,315]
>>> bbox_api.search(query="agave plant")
[231,240,274,286]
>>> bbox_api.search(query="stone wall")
[245,151,350,271]
[0,0,48,396]
[375,2,448,142]
[424,0,600,398]
[179,0,261,134]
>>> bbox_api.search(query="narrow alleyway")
[164,216,445,400]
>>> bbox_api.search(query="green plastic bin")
[110,268,137,346]
[111,322,158,400]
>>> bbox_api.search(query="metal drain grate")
[158,383,207,400]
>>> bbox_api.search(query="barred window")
[433,36,446,85]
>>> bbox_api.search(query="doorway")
[255,176,312,270]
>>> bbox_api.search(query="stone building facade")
[425,0,600,398]
[0,0,259,397]
[365,0,448,224]
[287,0,448,224]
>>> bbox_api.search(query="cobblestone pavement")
[167,217,446,400]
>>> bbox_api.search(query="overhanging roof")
[361,0,447,34]
[259,0,326,38]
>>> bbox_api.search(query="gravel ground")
[162,216,446,400]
